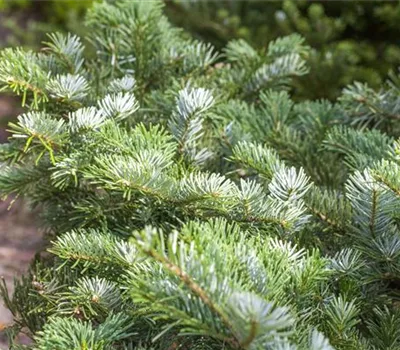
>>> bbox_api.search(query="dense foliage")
[1,1,400,349]
[0,0,92,27]
[168,0,400,100]
[0,0,92,49]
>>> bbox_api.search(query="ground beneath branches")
[0,97,42,348]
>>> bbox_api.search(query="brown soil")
[0,7,50,348]
[0,200,41,348]
[0,96,42,349]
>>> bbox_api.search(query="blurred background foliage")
[166,0,400,100]
[0,0,92,49]
[1,0,400,100]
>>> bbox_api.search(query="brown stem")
[145,248,241,348]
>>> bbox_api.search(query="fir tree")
[1,1,400,349]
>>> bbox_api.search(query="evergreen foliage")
[1,1,400,349]
[167,0,400,100]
